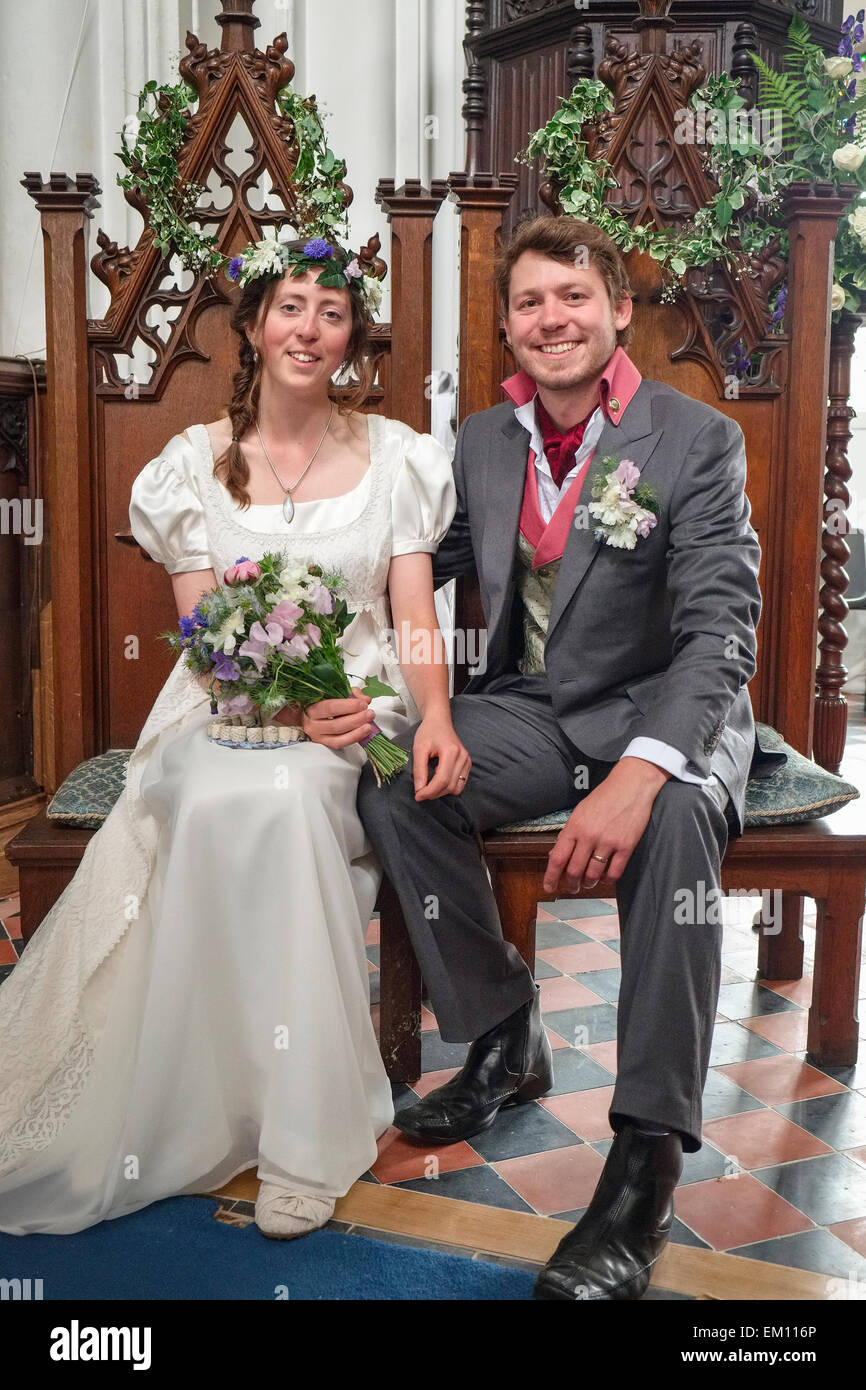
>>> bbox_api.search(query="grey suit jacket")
[432,378,763,834]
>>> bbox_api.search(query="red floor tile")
[537,941,622,974]
[420,1006,437,1032]
[674,1173,815,1250]
[411,1067,459,1099]
[0,940,18,965]
[545,1026,571,1052]
[827,1216,866,1260]
[716,1055,847,1106]
[740,1010,810,1053]
[493,1143,606,1216]
[541,1085,616,1142]
[702,1109,834,1169]
[536,907,558,923]
[846,1146,866,1169]
[538,974,604,1012]
[372,1126,484,1184]
[579,1040,618,1075]
[760,976,814,1008]
[575,915,620,942]
[365,918,380,945]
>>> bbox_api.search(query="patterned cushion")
[45,723,860,834]
[496,723,859,833]
[46,749,133,829]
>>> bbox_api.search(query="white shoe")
[254,1180,336,1240]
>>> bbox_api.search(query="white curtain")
[0,0,464,391]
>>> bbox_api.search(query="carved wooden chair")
[7,3,865,1093]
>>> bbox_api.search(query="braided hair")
[215,240,379,509]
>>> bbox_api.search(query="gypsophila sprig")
[116,78,385,315]
[117,79,222,274]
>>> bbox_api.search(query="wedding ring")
[591,853,608,863]
[457,775,467,782]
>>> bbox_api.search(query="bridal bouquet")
[162,552,408,784]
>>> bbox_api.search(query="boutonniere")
[588,456,660,550]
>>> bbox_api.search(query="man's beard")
[514,329,617,393]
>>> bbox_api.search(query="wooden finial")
[216,0,260,55]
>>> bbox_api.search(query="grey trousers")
[357,673,733,1152]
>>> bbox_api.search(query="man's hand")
[302,687,376,748]
[543,758,670,896]
[412,713,472,801]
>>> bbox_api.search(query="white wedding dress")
[0,412,455,1235]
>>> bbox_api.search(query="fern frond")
[752,53,809,121]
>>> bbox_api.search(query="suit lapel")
[479,381,663,656]
[545,382,662,644]
[480,415,531,646]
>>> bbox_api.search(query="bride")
[0,233,466,1238]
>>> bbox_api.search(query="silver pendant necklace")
[254,404,334,524]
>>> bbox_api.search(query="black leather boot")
[533,1125,684,1300]
[394,986,553,1143]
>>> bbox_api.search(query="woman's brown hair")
[215,240,379,509]
[493,216,634,351]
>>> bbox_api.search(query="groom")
[356,215,761,1300]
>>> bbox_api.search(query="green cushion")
[46,749,133,829]
[497,723,859,833]
[45,723,859,833]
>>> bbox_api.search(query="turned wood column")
[215,0,259,53]
[374,179,448,433]
[776,181,858,759]
[815,308,866,773]
[447,171,519,421]
[21,172,100,784]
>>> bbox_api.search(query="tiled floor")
[2,709,866,1291]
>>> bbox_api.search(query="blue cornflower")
[179,614,196,639]
[303,239,333,260]
[227,257,244,282]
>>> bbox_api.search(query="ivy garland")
[117,78,351,276]
[518,12,866,319]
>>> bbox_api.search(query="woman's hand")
[271,703,304,729]
[302,687,377,748]
[411,712,471,801]
[196,674,221,700]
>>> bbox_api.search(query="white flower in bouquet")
[831,283,847,311]
[824,56,854,79]
[204,605,247,655]
[832,143,866,174]
[848,205,866,247]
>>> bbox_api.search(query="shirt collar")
[501,345,642,427]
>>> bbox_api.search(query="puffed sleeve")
[390,430,457,557]
[128,433,212,575]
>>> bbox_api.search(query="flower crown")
[226,228,384,315]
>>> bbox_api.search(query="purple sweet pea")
[268,599,304,637]
[221,693,255,714]
[308,583,335,615]
[212,653,241,681]
[304,623,322,648]
[303,239,333,260]
[612,459,640,494]
[277,634,311,662]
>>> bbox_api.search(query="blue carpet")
[0,1196,535,1300]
